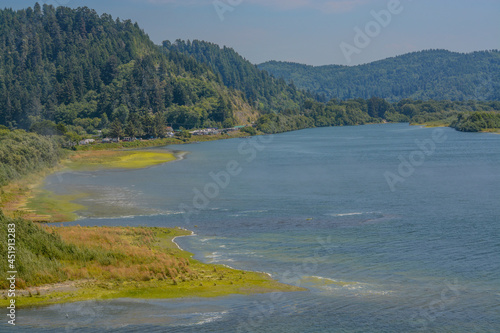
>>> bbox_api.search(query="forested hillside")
[162,39,311,113]
[0,4,498,140]
[253,98,500,134]
[259,50,500,102]
[0,4,258,134]
[0,128,63,186]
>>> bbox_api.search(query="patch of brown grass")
[45,226,192,283]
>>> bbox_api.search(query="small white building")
[191,128,220,136]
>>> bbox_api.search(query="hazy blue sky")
[3,0,500,66]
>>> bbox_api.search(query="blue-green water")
[13,124,500,332]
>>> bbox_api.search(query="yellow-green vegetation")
[0,170,87,223]
[410,114,457,128]
[0,213,303,308]
[24,189,86,223]
[411,121,450,128]
[1,130,253,223]
[451,111,500,133]
[481,128,500,134]
[63,150,176,171]
[1,149,178,222]
[412,113,500,133]
[0,168,69,222]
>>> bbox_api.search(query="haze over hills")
[160,40,500,133]
[0,4,498,138]
[258,50,500,102]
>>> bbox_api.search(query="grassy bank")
[1,129,252,222]
[410,120,451,128]
[411,112,500,133]
[412,120,500,133]
[0,166,77,222]
[0,129,304,309]
[0,214,303,308]
[63,150,177,171]
[1,148,179,222]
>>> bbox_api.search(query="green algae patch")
[1,226,304,309]
[15,150,176,222]
[63,150,176,171]
[24,189,87,223]
[0,170,87,223]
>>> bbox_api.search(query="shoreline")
[5,123,498,310]
[410,121,500,133]
[4,122,497,224]
[2,131,253,223]
[0,225,304,309]
[171,229,196,251]
[171,232,276,280]
[171,229,275,279]
[1,148,181,223]
[172,231,276,280]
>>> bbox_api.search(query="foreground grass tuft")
[0,212,304,308]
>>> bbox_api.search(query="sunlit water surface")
[12,124,500,332]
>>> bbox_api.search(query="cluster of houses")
[77,125,249,146]
[79,137,139,145]
[189,126,247,136]
[78,138,95,145]
[101,138,122,144]
[190,128,219,136]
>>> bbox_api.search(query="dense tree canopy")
[259,50,500,102]
[163,39,312,114]
[0,128,63,186]
[0,4,498,143]
[451,112,500,132]
[0,4,250,132]
[253,99,500,134]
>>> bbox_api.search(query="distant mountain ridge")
[0,5,498,137]
[258,50,500,102]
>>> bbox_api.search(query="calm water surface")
[11,124,500,332]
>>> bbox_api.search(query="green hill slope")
[0,4,256,132]
[162,39,312,114]
[258,50,500,101]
